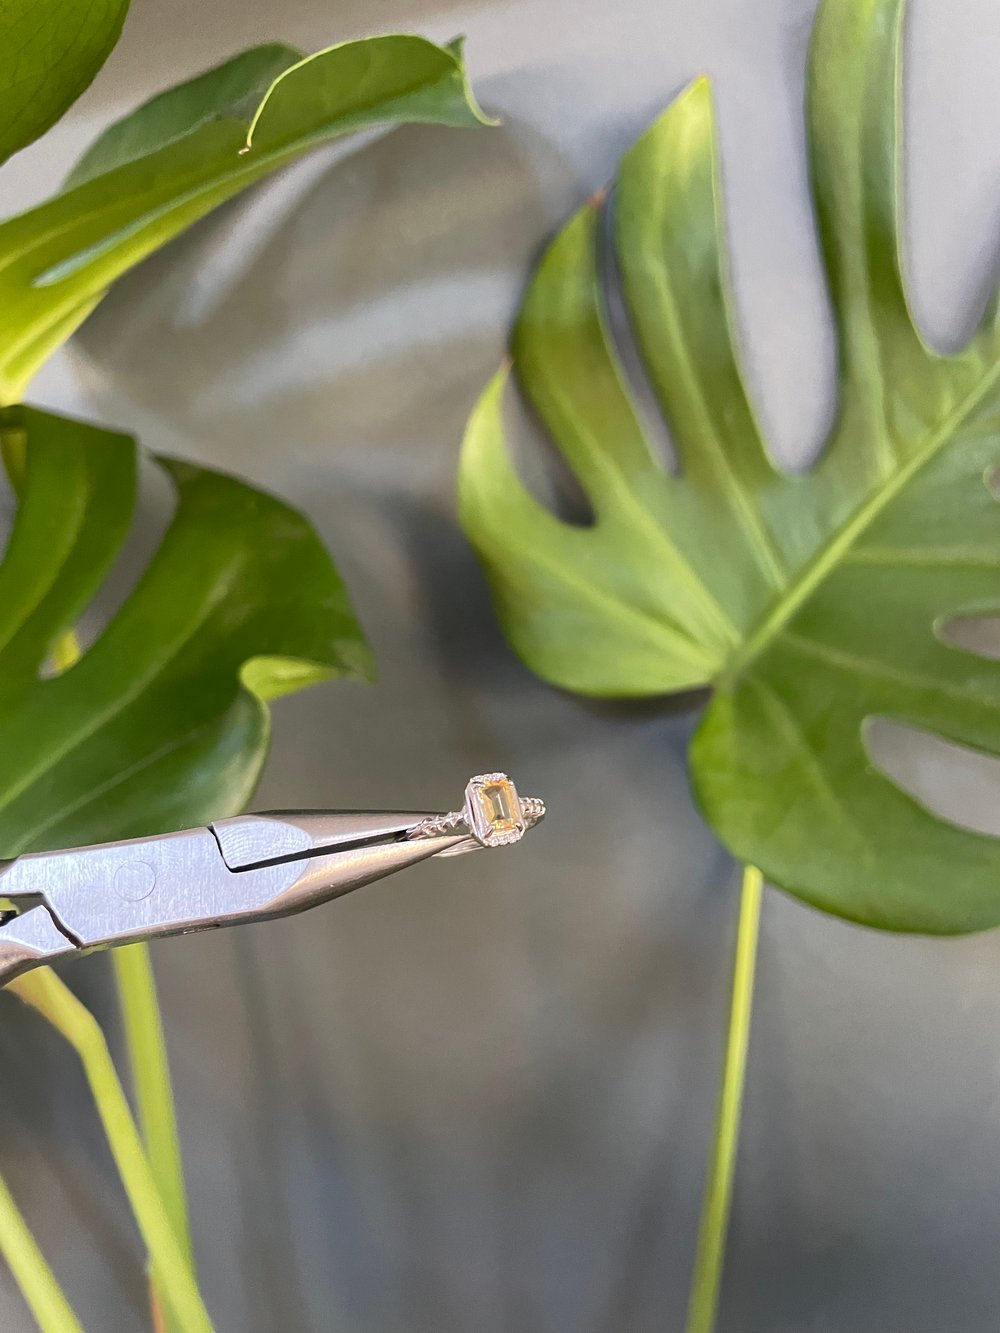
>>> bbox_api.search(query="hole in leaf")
[504,367,595,528]
[902,0,1000,356]
[20,450,178,680]
[68,452,177,658]
[0,435,173,678]
[597,188,679,477]
[865,716,1000,838]
[938,614,1000,662]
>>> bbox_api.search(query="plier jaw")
[0,776,545,987]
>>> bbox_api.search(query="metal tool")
[0,773,544,987]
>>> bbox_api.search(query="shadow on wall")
[72,116,575,489]
[14,81,760,1333]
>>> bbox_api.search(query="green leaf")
[459,0,1000,934]
[0,405,372,855]
[64,42,302,188]
[0,0,130,168]
[0,33,490,404]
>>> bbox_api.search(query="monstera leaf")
[0,405,371,857]
[459,0,1000,934]
[0,0,130,168]
[0,33,488,404]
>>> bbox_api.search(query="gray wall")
[2,0,1000,1329]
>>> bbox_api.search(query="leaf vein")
[780,629,1000,714]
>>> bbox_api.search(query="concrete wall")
[1,1,999,1328]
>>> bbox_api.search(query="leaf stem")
[3,398,197,1328]
[0,1164,83,1332]
[113,945,196,1299]
[684,864,763,1333]
[11,969,214,1333]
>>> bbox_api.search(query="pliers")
[0,773,544,987]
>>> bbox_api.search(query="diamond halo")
[464,772,526,847]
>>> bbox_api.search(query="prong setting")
[464,772,526,847]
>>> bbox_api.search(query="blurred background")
[2,0,1000,1328]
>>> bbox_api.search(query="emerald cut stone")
[464,773,526,847]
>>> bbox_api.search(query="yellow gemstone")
[465,773,525,847]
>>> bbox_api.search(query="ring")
[409,773,545,848]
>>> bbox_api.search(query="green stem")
[684,864,764,1333]
[11,969,214,1333]
[3,419,196,1329]
[113,945,195,1268]
[0,1165,83,1332]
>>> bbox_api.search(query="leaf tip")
[445,33,499,127]
[675,73,713,115]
